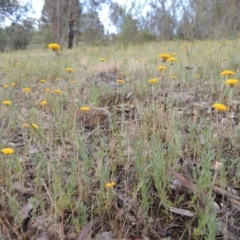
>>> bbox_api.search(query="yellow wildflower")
[220,70,234,77]
[157,66,166,71]
[148,78,158,85]
[116,79,124,84]
[2,100,12,106]
[1,148,15,155]
[80,107,90,112]
[11,83,16,87]
[159,53,171,62]
[22,88,31,93]
[66,67,73,73]
[106,182,115,188]
[139,59,142,62]
[171,75,177,80]
[32,124,39,130]
[71,80,76,84]
[195,74,200,79]
[3,85,8,89]
[222,57,226,61]
[212,103,227,112]
[22,123,29,128]
[40,79,46,83]
[55,77,61,81]
[225,79,238,87]
[100,58,105,62]
[21,74,25,77]
[54,89,62,94]
[40,100,47,106]
[45,88,51,93]
[167,57,177,63]
[48,43,61,51]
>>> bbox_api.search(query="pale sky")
[28,0,43,19]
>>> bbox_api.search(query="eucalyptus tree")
[41,0,110,49]
[41,0,81,48]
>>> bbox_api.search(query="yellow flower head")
[171,75,177,80]
[71,80,76,84]
[55,77,61,81]
[54,89,62,94]
[40,100,47,106]
[148,78,158,85]
[22,123,29,128]
[1,148,15,155]
[195,74,200,79]
[100,58,105,62]
[225,79,238,87]
[2,100,12,106]
[222,57,226,61]
[3,85,8,89]
[45,88,51,93]
[66,67,73,73]
[116,79,124,84]
[212,103,227,112]
[48,43,61,51]
[157,66,166,71]
[106,182,115,188]
[11,83,16,87]
[139,59,143,62]
[220,70,234,77]
[167,57,177,63]
[159,53,171,62]
[32,124,39,130]
[80,107,90,112]
[40,79,46,83]
[22,88,31,93]
[21,74,25,77]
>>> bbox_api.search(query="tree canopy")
[0,0,29,22]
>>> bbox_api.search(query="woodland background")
[0,0,240,50]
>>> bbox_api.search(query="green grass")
[1,40,240,239]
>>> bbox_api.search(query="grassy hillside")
[1,40,240,239]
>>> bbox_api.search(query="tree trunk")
[68,19,74,49]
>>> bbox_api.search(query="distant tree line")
[1,0,240,51]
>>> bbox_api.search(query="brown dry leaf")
[166,166,194,192]
[169,207,194,217]
[77,216,102,240]
[167,166,205,209]
[213,186,240,201]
